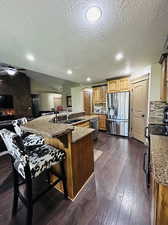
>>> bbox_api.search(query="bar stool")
[0,128,68,225]
[12,118,45,147]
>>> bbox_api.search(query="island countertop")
[150,135,168,186]
[21,115,95,142]
[21,116,74,138]
[72,127,94,143]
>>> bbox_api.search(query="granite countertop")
[55,114,99,126]
[21,116,74,138]
[21,115,96,143]
[72,127,95,143]
[150,135,168,185]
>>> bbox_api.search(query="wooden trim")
[92,84,107,88]
[106,75,130,81]
[130,74,149,84]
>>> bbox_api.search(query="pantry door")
[131,78,149,143]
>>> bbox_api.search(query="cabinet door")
[108,80,120,93]
[165,56,168,81]
[83,90,91,114]
[102,86,107,102]
[98,114,107,130]
[93,88,98,104]
[93,86,107,103]
[119,78,129,91]
[160,58,167,101]
[108,78,129,93]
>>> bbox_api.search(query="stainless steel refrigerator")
[107,91,130,137]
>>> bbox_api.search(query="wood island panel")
[45,132,94,200]
[71,133,94,195]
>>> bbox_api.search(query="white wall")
[31,78,71,108]
[150,63,161,101]
[131,65,151,78]
[71,87,84,112]
[39,93,62,111]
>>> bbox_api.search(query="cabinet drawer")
[76,121,90,128]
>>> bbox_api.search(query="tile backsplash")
[149,101,167,124]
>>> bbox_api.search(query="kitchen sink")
[64,118,85,124]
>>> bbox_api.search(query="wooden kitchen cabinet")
[76,121,90,128]
[107,77,130,93]
[83,89,92,114]
[160,56,167,101]
[98,114,107,130]
[150,176,168,225]
[107,79,120,93]
[160,55,168,101]
[93,85,107,104]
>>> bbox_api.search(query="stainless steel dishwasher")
[90,118,99,140]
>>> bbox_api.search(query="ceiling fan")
[0,63,26,76]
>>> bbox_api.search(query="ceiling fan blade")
[18,68,26,71]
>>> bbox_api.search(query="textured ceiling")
[0,0,168,83]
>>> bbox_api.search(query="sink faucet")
[66,108,69,121]
[54,111,59,123]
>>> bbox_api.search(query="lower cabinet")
[98,114,107,131]
[150,175,168,225]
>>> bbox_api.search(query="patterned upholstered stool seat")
[0,129,65,179]
[0,128,67,225]
[12,118,45,147]
[25,144,65,178]
[23,134,44,147]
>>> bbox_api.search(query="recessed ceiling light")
[67,69,72,75]
[115,53,124,61]
[6,68,17,76]
[86,77,91,82]
[26,54,35,62]
[86,7,102,23]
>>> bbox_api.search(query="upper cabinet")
[93,85,107,104]
[160,55,168,101]
[107,77,130,93]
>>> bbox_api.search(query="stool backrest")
[12,117,27,136]
[0,129,28,178]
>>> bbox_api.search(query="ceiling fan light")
[86,7,102,23]
[6,68,17,76]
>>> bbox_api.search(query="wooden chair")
[0,128,68,225]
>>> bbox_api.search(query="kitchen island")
[22,115,95,200]
[148,131,168,225]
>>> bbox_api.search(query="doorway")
[131,77,149,143]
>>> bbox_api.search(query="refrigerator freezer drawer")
[107,120,129,137]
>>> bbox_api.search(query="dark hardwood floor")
[0,132,150,225]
